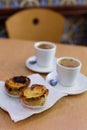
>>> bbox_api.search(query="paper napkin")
[0,74,67,122]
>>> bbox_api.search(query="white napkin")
[0,74,67,122]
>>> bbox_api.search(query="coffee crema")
[38,44,53,49]
[58,59,79,68]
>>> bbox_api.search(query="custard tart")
[19,84,49,106]
[5,76,30,96]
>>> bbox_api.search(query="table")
[0,38,87,130]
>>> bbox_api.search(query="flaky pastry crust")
[19,84,49,106]
[5,76,30,96]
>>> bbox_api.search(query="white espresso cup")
[56,56,82,87]
[34,41,56,67]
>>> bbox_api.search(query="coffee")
[56,57,81,87]
[34,41,56,67]
[38,44,53,49]
[59,59,79,68]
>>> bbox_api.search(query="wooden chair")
[5,8,65,43]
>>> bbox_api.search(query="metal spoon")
[49,79,58,86]
[29,57,37,65]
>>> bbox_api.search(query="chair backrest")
[5,8,65,43]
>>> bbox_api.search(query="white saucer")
[46,71,87,95]
[25,56,57,73]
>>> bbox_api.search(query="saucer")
[25,56,57,73]
[46,71,87,95]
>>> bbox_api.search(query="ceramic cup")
[34,41,56,67]
[56,56,82,87]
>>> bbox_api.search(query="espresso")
[38,44,53,49]
[59,59,79,68]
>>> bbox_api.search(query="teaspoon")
[29,57,37,65]
[49,79,58,86]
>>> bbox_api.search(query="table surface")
[0,38,87,130]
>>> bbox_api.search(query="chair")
[5,8,65,43]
